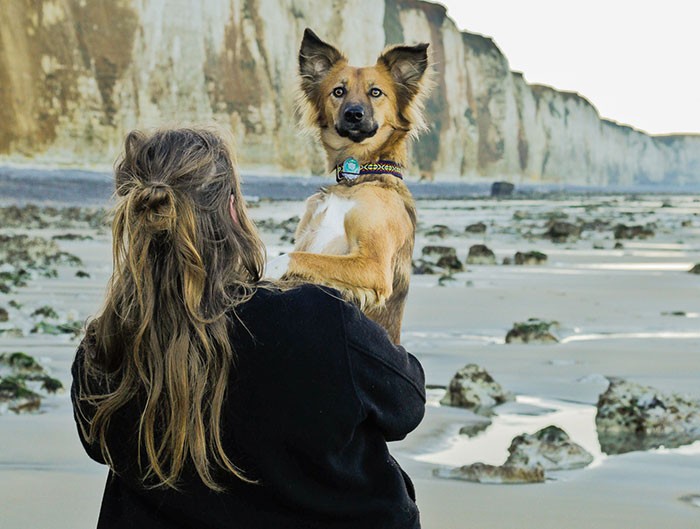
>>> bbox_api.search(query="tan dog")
[283,29,431,344]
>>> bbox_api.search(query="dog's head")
[297,29,430,159]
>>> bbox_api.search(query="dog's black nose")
[344,106,365,124]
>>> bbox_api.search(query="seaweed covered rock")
[505,426,593,470]
[256,215,299,243]
[544,221,581,243]
[505,319,559,344]
[0,204,107,230]
[596,378,700,454]
[0,352,63,414]
[466,244,496,265]
[421,245,457,263]
[514,251,548,265]
[689,263,700,275]
[0,234,83,291]
[425,224,451,238]
[440,364,513,414]
[613,224,655,240]
[465,222,487,234]
[418,246,463,273]
[434,462,544,484]
[412,260,436,275]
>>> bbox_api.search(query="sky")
[437,0,700,136]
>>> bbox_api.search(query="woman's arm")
[70,343,108,465]
[341,301,426,441]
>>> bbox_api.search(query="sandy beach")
[1,189,699,528]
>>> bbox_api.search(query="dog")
[281,28,431,344]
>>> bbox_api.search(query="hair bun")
[133,182,176,233]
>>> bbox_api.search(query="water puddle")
[560,331,700,343]
[573,262,694,271]
[413,391,700,470]
[415,394,604,468]
[404,330,503,346]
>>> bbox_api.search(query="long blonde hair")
[79,127,265,490]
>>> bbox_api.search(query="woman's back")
[73,284,424,528]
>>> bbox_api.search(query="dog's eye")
[332,87,346,98]
[369,87,383,98]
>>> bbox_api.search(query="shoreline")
[3,165,700,207]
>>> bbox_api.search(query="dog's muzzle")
[336,123,379,143]
[337,104,378,143]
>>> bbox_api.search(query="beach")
[1,185,699,528]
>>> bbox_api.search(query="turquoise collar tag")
[341,157,360,179]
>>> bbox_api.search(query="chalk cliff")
[1,0,698,185]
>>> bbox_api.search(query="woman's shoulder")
[248,281,342,307]
[233,282,346,331]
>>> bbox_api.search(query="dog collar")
[335,158,403,183]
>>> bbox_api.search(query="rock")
[544,221,581,243]
[31,305,59,319]
[433,462,544,484]
[421,246,463,272]
[514,251,547,265]
[614,242,624,250]
[491,182,515,197]
[440,364,514,413]
[412,260,436,275]
[679,495,700,508]
[580,218,611,232]
[689,263,700,274]
[421,245,458,264]
[502,257,513,265]
[596,378,700,455]
[52,233,93,241]
[661,311,687,317]
[613,224,655,240]
[466,244,496,265]
[0,352,63,414]
[505,426,593,470]
[465,222,487,234]
[459,420,492,437]
[426,224,451,238]
[437,255,464,272]
[681,220,693,228]
[438,273,457,286]
[31,321,83,337]
[0,377,41,413]
[0,307,8,322]
[76,270,91,278]
[0,352,45,374]
[505,319,558,344]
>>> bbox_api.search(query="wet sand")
[1,191,700,528]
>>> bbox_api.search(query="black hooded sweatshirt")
[71,284,425,529]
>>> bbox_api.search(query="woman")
[71,127,426,529]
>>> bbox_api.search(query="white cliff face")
[0,0,698,185]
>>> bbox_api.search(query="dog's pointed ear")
[378,43,430,101]
[299,29,345,95]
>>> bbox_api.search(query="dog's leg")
[287,246,393,309]
[294,192,325,242]
[287,197,403,308]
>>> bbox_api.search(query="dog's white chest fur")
[304,194,355,254]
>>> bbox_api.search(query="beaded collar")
[335,158,403,183]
